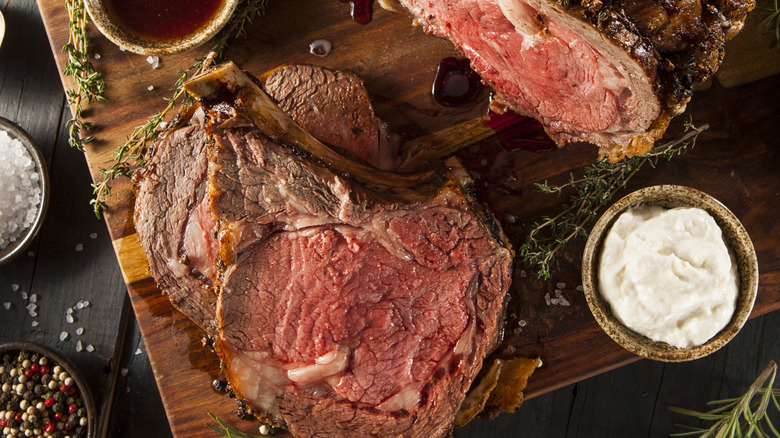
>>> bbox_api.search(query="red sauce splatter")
[341,0,373,24]
[482,110,557,152]
[432,57,484,107]
[106,0,223,40]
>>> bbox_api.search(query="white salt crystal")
[518,320,527,327]
[59,331,69,342]
[576,285,584,292]
[0,130,42,250]
[135,348,142,355]
[66,308,73,314]
[86,344,94,353]
[159,121,168,129]
[21,291,28,300]
[82,300,90,308]
[89,233,97,239]
[551,298,559,305]
[31,321,38,327]
[556,282,566,289]
[94,53,101,59]
[25,303,36,311]
[66,314,74,324]
[559,296,571,306]
[3,302,11,310]
[11,284,19,291]
[119,47,126,52]
[544,292,551,306]
[520,270,527,278]
[126,387,131,393]
[75,302,84,310]
[75,340,83,352]
[121,368,129,376]
[27,251,35,257]
[29,310,37,317]
[75,243,83,252]
[146,55,160,69]
[554,289,562,297]
[76,327,84,336]
[147,85,154,91]
[29,294,37,303]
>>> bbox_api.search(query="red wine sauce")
[432,57,484,107]
[482,110,557,152]
[341,0,373,24]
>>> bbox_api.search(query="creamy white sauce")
[598,205,739,348]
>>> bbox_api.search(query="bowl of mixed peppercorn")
[0,342,95,438]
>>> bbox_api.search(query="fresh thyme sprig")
[206,413,271,438]
[669,361,779,437]
[517,122,708,280]
[90,0,269,217]
[757,0,780,49]
[63,0,106,150]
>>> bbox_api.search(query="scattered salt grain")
[59,331,69,342]
[11,284,19,291]
[159,121,168,130]
[3,302,11,310]
[576,285,584,292]
[0,130,42,250]
[25,303,36,311]
[66,308,74,314]
[135,348,142,356]
[544,292,551,305]
[75,243,83,252]
[66,314,74,324]
[119,47,126,52]
[21,291,28,300]
[504,214,517,224]
[75,301,84,310]
[75,340,83,352]
[551,298,559,305]
[89,232,97,239]
[554,289,562,297]
[126,387,131,393]
[94,53,101,59]
[76,327,84,336]
[518,320,527,327]
[31,321,38,327]
[559,296,571,306]
[29,309,37,317]
[309,38,333,57]
[556,282,566,289]
[147,85,154,91]
[121,368,129,376]
[82,300,90,308]
[29,294,37,303]
[86,344,94,353]
[146,55,160,69]
[520,270,527,278]
[27,251,34,257]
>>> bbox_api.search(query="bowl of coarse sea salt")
[0,117,50,266]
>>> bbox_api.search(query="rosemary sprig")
[90,0,269,217]
[517,122,708,279]
[669,361,780,437]
[205,413,271,438]
[63,0,106,150]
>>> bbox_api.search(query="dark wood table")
[1,1,778,437]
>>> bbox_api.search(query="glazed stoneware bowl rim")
[0,117,50,267]
[83,0,240,55]
[581,185,758,362]
[0,341,96,438]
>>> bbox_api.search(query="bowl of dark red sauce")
[84,0,239,55]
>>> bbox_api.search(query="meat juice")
[432,57,484,107]
[482,110,557,153]
[340,0,373,24]
[105,0,223,40]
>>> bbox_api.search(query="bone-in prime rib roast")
[134,62,514,437]
[382,0,753,160]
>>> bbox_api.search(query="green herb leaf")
[518,121,708,279]
[205,413,272,438]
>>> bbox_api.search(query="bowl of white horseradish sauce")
[582,185,758,362]
[0,117,50,266]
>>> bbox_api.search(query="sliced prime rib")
[136,62,514,437]
[383,0,753,160]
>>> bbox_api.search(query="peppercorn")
[52,402,65,414]
[76,408,85,417]
[52,392,64,404]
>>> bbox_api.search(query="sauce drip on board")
[106,0,223,40]
[341,0,373,24]
[482,110,557,152]
[432,57,484,107]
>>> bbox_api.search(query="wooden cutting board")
[35,0,780,436]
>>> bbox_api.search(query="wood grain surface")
[28,0,780,436]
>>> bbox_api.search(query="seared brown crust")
[569,0,754,158]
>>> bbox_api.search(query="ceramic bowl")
[0,341,96,437]
[84,0,239,55]
[0,117,50,267]
[581,185,758,362]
